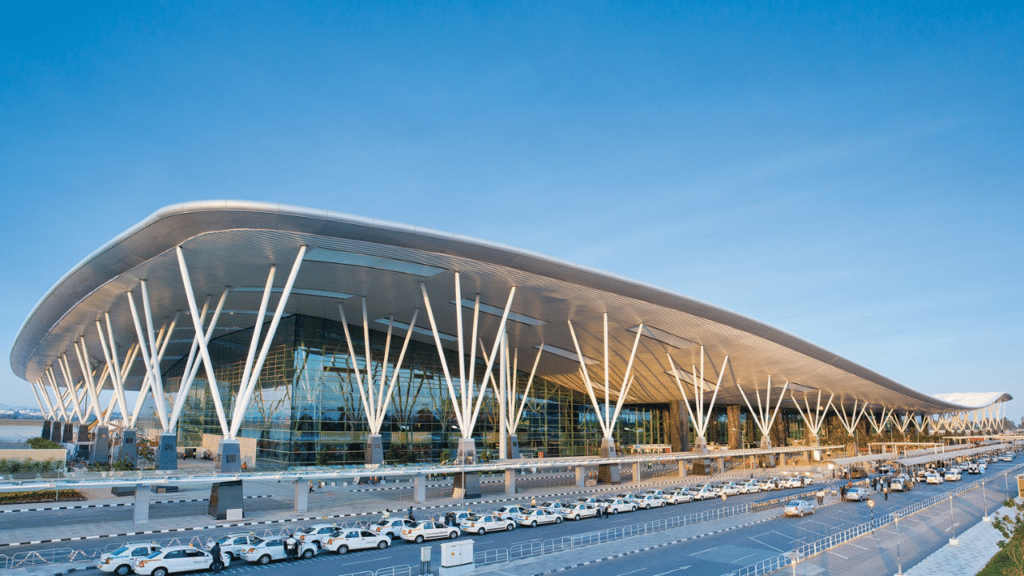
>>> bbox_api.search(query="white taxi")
[323,529,390,554]
[493,505,528,522]
[399,521,460,543]
[718,482,741,496]
[98,542,162,575]
[518,508,564,527]
[560,503,599,520]
[134,546,229,576]
[204,533,260,560]
[738,479,761,494]
[240,537,316,564]
[603,498,637,514]
[665,487,695,504]
[296,524,341,548]
[637,494,666,509]
[369,517,412,538]
[460,513,516,534]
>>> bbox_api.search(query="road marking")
[617,569,647,576]
[829,551,849,559]
[653,566,692,576]
[690,545,720,556]
[735,552,758,562]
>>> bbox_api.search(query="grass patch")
[0,489,85,505]
[978,535,1024,576]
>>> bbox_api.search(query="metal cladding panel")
[11,200,1011,413]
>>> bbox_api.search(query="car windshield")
[110,546,130,556]
[146,550,163,559]
[407,522,423,529]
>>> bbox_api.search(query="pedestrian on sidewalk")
[210,541,223,573]
[883,486,889,501]
[408,506,415,521]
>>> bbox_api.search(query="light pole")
[948,492,959,545]
[983,477,991,522]
[867,498,875,525]
[895,512,903,575]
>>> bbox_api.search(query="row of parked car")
[98,474,820,575]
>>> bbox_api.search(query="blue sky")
[1,2,1020,418]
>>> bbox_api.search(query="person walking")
[285,533,297,561]
[408,506,415,522]
[210,541,223,573]
[883,485,889,501]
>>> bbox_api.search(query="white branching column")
[667,347,729,455]
[791,390,834,448]
[338,297,419,467]
[421,274,516,499]
[480,335,545,459]
[567,314,644,485]
[835,398,869,456]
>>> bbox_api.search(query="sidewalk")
[902,504,1012,576]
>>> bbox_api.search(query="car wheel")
[574,515,581,521]
[531,520,538,527]
[645,504,651,510]
[152,568,168,576]
[415,535,424,544]
[449,532,458,539]
[302,548,315,558]
[478,527,486,535]
[258,554,272,565]
[631,506,637,512]
[378,540,389,550]
[611,508,618,515]
[506,523,515,531]
[338,545,348,554]
[555,516,562,524]
[115,565,132,576]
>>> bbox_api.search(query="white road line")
[828,551,849,559]
[653,566,692,576]
[617,568,648,576]
[734,552,758,562]
[690,545,720,556]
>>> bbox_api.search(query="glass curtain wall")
[154,314,668,470]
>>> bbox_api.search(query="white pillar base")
[948,537,959,546]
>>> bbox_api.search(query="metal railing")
[335,565,412,576]
[727,464,1024,576]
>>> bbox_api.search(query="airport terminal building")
[10,201,1012,471]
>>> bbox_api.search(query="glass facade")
[154,315,669,470]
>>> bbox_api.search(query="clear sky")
[1,2,1020,420]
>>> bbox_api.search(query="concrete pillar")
[779,452,787,467]
[575,466,587,488]
[598,437,621,485]
[63,422,74,443]
[91,426,110,465]
[217,439,241,473]
[453,438,481,499]
[717,457,725,475]
[118,429,138,469]
[506,435,520,459]
[294,480,309,514]
[157,433,177,470]
[134,485,151,524]
[759,434,775,468]
[414,474,426,503]
[504,470,516,495]
[632,462,641,484]
[41,419,52,441]
[727,405,742,449]
[678,460,688,477]
[365,434,384,465]
[77,424,90,443]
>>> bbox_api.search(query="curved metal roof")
[11,200,1010,414]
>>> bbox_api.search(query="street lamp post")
[949,492,959,545]
[983,477,991,522]
[895,512,903,575]
[867,498,875,525]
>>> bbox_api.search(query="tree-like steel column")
[791,390,834,448]
[567,314,645,485]
[479,336,545,459]
[734,376,789,467]
[667,347,730,455]
[420,273,516,498]
[338,297,419,467]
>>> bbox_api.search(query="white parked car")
[844,487,870,501]
[756,477,779,491]
[560,503,599,520]
[518,508,564,527]
[643,489,665,498]
[637,494,666,509]
[540,501,569,514]
[665,487,695,504]
[493,505,529,522]
[134,546,229,576]
[205,533,261,560]
[694,484,720,500]
[784,499,816,517]
[460,514,516,534]
[603,498,638,514]
[1002,454,1013,462]
[890,477,908,492]
[323,529,390,554]
[369,517,413,538]
[399,521,460,543]
[614,492,641,504]
[296,524,341,548]
[241,537,316,564]
[783,477,804,489]
[718,482,741,496]
[925,472,944,485]
[98,542,163,575]
[738,479,761,494]
[944,469,962,482]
